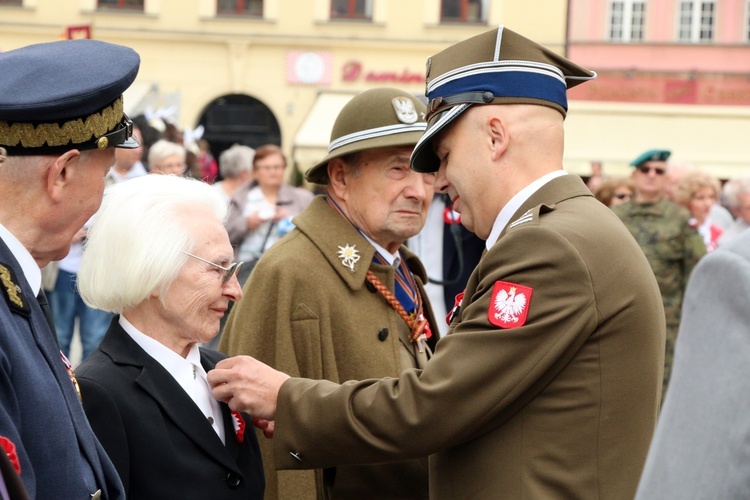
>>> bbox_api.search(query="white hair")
[78,174,228,313]
[218,144,255,179]
[147,139,186,167]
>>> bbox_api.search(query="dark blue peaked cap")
[0,39,140,155]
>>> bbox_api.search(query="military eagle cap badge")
[337,243,360,272]
[488,281,533,328]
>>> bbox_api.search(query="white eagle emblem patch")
[337,244,360,272]
[488,281,533,328]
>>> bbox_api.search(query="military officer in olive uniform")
[613,149,706,398]
[211,27,665,499]
[0,39,140,499]
[220,87,439,499]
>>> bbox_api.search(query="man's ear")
[487,116,509,161]
[327,158,349,200]
[45,149,81,203]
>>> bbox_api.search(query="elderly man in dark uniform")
[0,39,140,499]
[613,149,706,399]
[220,87,439,499]
[210,26,665,499]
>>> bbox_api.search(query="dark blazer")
[76,318,265,499]
[0,239,124,499]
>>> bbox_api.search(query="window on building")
[97,0,144,9]
[609,0,645,41]
[217,0,263,16]
[0,0,23,6]
[330,0,371,20]
[441,0,487,23]
[678,1,715,42]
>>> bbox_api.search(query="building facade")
[567,0,750,179]
[0,0,570,179]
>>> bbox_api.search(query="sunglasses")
[181,251,243,285]
[613,192,631,200]
[637,165,666,176]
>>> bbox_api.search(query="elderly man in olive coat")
[220,87,439,499]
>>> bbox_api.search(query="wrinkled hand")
[208,355,290,420]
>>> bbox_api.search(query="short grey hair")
[722,175,750,209]
[78,175,228,313]
[147,139,186,167]
[219,144,255,179]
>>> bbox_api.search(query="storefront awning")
[292,91,357,178]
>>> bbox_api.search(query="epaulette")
[0,263,31,318]
[508,208,536,229]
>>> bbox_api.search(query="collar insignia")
[337,244,360,272]
[0,263,30,317]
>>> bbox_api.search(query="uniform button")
[366,281,377,293]
[226,472,242,488]
[378,328,389,341]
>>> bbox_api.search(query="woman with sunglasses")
[74,174,264,499]
[593,176,634,207]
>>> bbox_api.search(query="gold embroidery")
[0,97,123,148]
[0,264,24,309]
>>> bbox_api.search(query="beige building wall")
[0,0,570,178]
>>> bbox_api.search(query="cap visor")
[410,103,470,173]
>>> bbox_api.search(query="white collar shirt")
[0,222,41,294]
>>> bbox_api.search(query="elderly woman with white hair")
[75,175,264,499]
[147,139,187,175]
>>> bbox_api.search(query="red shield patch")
[1,435,21,474]
[488,281,533,328]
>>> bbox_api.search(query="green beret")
[410,25,596,173]
[305,87,427,184]
[630,149,671,167]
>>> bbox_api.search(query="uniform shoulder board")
[0,263,31,317]
[508,208,536,229]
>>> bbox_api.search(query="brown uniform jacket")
[220,196,439,499]
[272,174,665,499]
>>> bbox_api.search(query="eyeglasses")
[637,165,666,176]
[181,251,243,285]
[613,192,631,200]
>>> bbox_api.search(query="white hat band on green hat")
[329,122,427,154]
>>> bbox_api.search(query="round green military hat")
[305,87,427,184]
[0,39,140,156]
[630,149,671,167]
[411,25,597,173]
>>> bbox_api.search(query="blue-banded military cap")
[0,39,140,156]
[411,25,596,173]
[305,87,427,184]
[630,149,671,167]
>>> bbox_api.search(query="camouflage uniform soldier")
[613,149,706,399]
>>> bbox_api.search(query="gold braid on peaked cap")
[410,25,596,173]
[305,87,427,185]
